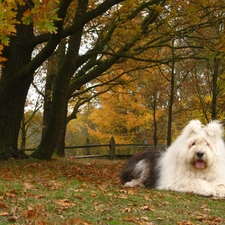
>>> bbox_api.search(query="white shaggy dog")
[121,120,225,198]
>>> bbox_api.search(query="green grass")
[0,158,224,224]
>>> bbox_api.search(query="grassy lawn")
[0,157,224,224]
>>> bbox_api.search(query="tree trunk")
[31,97,68,160]
[20,116,26,150]
[0,78,32,159]
[167,41,175,147]
[56,123,67,157]
[0,4,33,159]
[42,72,54,140]
[211,57,219,120]
[42,39,66,140]
[152,96,158,147]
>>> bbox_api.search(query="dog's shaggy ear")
[181,120,202,137]
[206,120,223,138]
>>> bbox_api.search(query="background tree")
[19,111,42,150]
[82,0,225,148]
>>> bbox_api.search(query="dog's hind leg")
[123,159,150,187]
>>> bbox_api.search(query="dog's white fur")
[122,120,225,198]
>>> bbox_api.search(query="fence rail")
[23,137,165,159]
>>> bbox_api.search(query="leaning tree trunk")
[0,4,33,160]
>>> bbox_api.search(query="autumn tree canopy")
[80,0,225,147]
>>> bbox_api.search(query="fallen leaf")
[0,202,8,209]
[7,216,18,222]
[120,207,135,213]
[177,221,194,225]
[27,207,36,219]
[5,190,17,198]
[24,182,35,190]
[90,192,97,197]
[55,199,74,208]
[0,212,9,216]
[123,216,138,223]
[62,217,93,225]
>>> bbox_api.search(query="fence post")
[109,137,116,160]
[84,138,91,155]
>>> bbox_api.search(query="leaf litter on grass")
[0,157,224,224]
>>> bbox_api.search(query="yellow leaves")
[22,0,61,34]
[22,8,32,25]
[151,4,163,14]
[0,0,61,64]
[0,1,19,46]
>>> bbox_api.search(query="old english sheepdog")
[121,120,225,198]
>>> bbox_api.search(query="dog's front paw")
[214,184,225,198]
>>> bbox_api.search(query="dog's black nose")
[196,152,204,158]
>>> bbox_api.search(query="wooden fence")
[64,137,165,159]
[23,137,165,159]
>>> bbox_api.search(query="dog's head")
[178,120,224,170]
[187,138,213,169]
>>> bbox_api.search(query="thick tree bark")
[0,4,33,159]
[41,53,58,140]
[0,77,32,159]
[56,123,67,157]
[30,93,68,160]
